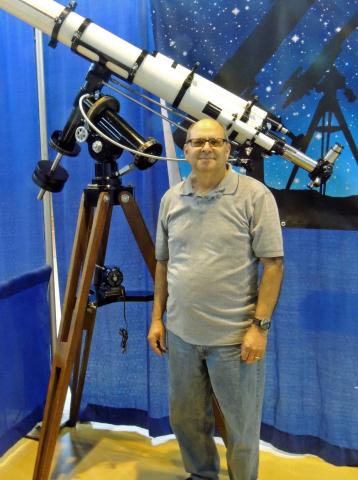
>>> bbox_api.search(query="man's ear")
[183,142,189,157]
[226,142,231,160]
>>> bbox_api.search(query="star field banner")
[151,0,358,230]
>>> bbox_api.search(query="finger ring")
[255,356,261,359]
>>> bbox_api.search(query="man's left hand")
[241,325,268,364]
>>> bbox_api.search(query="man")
[147,118,284,480]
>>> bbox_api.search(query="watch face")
[260,319,271,330]
[254,318,271,330]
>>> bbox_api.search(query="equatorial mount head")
[32,88,162,194]
[76,94,162,190]
[81,95,163,170]
[84,96,123,163]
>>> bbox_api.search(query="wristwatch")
[252,317,271,331]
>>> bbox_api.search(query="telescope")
[0,0,343,188]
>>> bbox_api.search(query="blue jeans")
[168,331,265,480]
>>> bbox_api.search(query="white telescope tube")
[0,0,341,176]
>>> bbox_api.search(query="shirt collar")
[180,164,238,196]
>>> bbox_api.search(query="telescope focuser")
[308,143,343,188]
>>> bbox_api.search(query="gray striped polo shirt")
[155,167,283,346]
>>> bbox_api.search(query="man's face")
[184,120,231,176]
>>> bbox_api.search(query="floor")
[0,424,356,480]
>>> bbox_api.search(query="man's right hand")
[147,319,167,356]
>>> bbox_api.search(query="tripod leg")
[68,305,97,426]
[33,192,111,480]
[59,197,93,341]
[118,190,156,279]
[68,207,113,426]
[333,100,358,161]
[285,98,327,189]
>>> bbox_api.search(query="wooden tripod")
[33,184,226,480]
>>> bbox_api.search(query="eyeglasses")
[186,137,228,148]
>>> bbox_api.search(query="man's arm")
[241,256,284,364]
[147,260,168,356]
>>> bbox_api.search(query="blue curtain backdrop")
[0,12,52,455]
[262,228,358,466]
[0,13,45,280]
[0,0,357,467]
